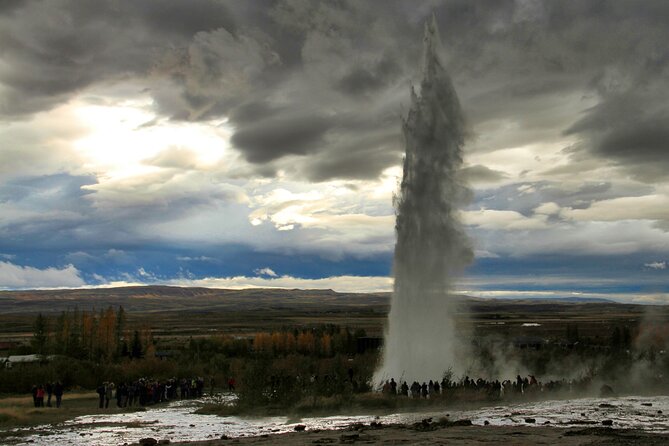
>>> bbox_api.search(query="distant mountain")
[0,285,391,314]
[0,285,637,315]
[546,296,615,304]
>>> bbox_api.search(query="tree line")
[31,306,153,362]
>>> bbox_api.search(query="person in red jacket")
[35,385,45,407]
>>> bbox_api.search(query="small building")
[5,354,43,368]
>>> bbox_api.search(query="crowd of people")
[95,377,208,408]
[94,376,236,408]
[381,374,589,400]
[27,376,239,410]
[28,373,590,410]
[31,382,64,408]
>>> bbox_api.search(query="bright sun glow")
[72,96,232,180]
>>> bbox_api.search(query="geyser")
[375,16,472,384]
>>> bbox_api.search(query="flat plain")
[0,286,665,343]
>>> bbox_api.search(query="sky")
[0,0,668,303]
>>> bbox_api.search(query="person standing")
[96,383,106,409]
[105,382,114,408]
[31,385,38,407]
[53,381,64,408]
[45,382,53,407]
[36,385,45,407]
[127,381,136,407]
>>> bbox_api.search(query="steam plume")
[375,15,473,383]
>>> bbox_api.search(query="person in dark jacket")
[31,384,38,407]
[53,381,64,408]
[96,383,106,408]
[45,382,53,407]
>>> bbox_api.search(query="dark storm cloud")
[0,0,237,118]
[565,87,669,182]
[229,101,284,125]
[0,1,25,14]
[2,0,669,181]
[336,54,401,97]
[131,0,237,38]
[232,113,333,163]
[297,131,401,182]
[547,1,669,181]
[0,0,146,117]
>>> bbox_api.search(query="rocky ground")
[133,419,669,446]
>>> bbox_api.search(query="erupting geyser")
[375,16,473,384]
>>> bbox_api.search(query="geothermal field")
[1,3,669,446]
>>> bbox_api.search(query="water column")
[375,16,472,384]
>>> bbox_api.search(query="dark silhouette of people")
[54,381,64,408]
[400,381,409,396]
[45,382,53,407]
[31,385,38,407]
[105,382,114,408]
[96,383,106,409]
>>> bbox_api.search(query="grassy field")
[1,286,667,343]
[0,391,146,431]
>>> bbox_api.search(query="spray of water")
[374,16,473,384]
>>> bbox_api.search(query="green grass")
[0,392,146,431]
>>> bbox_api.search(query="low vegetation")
[1,292,669,425]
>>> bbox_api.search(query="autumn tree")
[254,332,273,354]
[97,306,116,360]
[297,331,316,354]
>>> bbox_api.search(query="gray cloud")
[131,0,237,38]
[460,165,509,184]
[471,180,653,218]
[565,87,669,182]
[231,113,333,163]
[296,130,401,182]
[1,0,668,184]
[1,0,669,292]
[336,54,401,97]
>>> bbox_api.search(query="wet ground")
[3,395,669,445]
